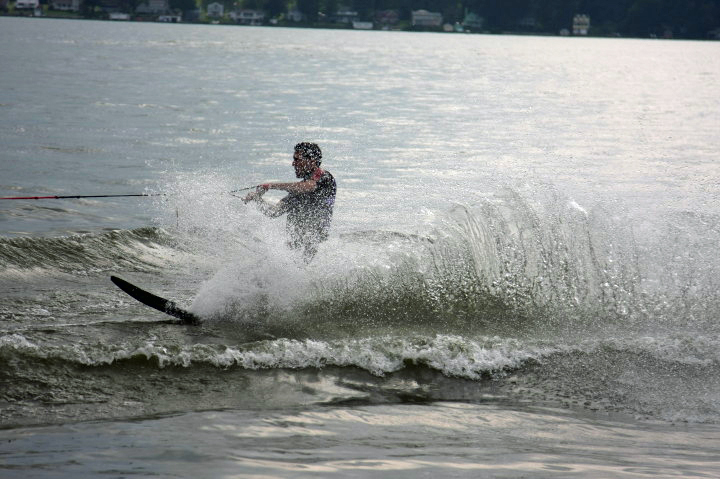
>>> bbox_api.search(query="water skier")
[243,142,336,262]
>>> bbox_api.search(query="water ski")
[110,276,202,325]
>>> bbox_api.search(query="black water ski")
[110,276,202,325]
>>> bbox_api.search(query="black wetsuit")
[278,168,336,260]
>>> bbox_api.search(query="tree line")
[211,0,718,38]
[53,0,719,39]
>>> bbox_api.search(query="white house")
[287,8,303,22]
[207,2,224,18]
[231,9,264,25]
[15,0,40,9]
[462,11,483,31]
[411,9,442,27]
[135,0,169,14]
[51,0,80,11]
[334,7,357,24]
[573,14,590,35]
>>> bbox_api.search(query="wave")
[2,332,718,423]
[4,331,716,380]
[0,227,179,275]
[0,332,545,374]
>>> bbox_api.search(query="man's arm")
[242,187,287,218]
[242,178,317,213]
[265,179,317,194]
[243,180,317,200]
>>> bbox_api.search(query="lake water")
[1,17,720,478]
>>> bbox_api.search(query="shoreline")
[1,12,716,41]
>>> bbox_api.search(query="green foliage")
[264,0,285,17]
[297,0,319,21]
[321,0,338,16]
[169,0,196,11]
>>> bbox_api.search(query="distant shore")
[1,9,718,41]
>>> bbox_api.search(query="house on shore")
[573,14,590,35]
[231,9,264,25]
[207,2,224,18]
[51,0,81,11]
[286,8,303,22]
[462,11,483,31]
[15,0,40,9]
[375,9,398,26]
[333,7,358,24]
[412,9,442,28]
[136,0,170,15]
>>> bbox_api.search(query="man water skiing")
[243,142,336,262]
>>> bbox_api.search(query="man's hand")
[242,184,270,204]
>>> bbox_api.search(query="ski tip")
[110,275,202,326]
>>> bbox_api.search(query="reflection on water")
[3,403,718,478]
